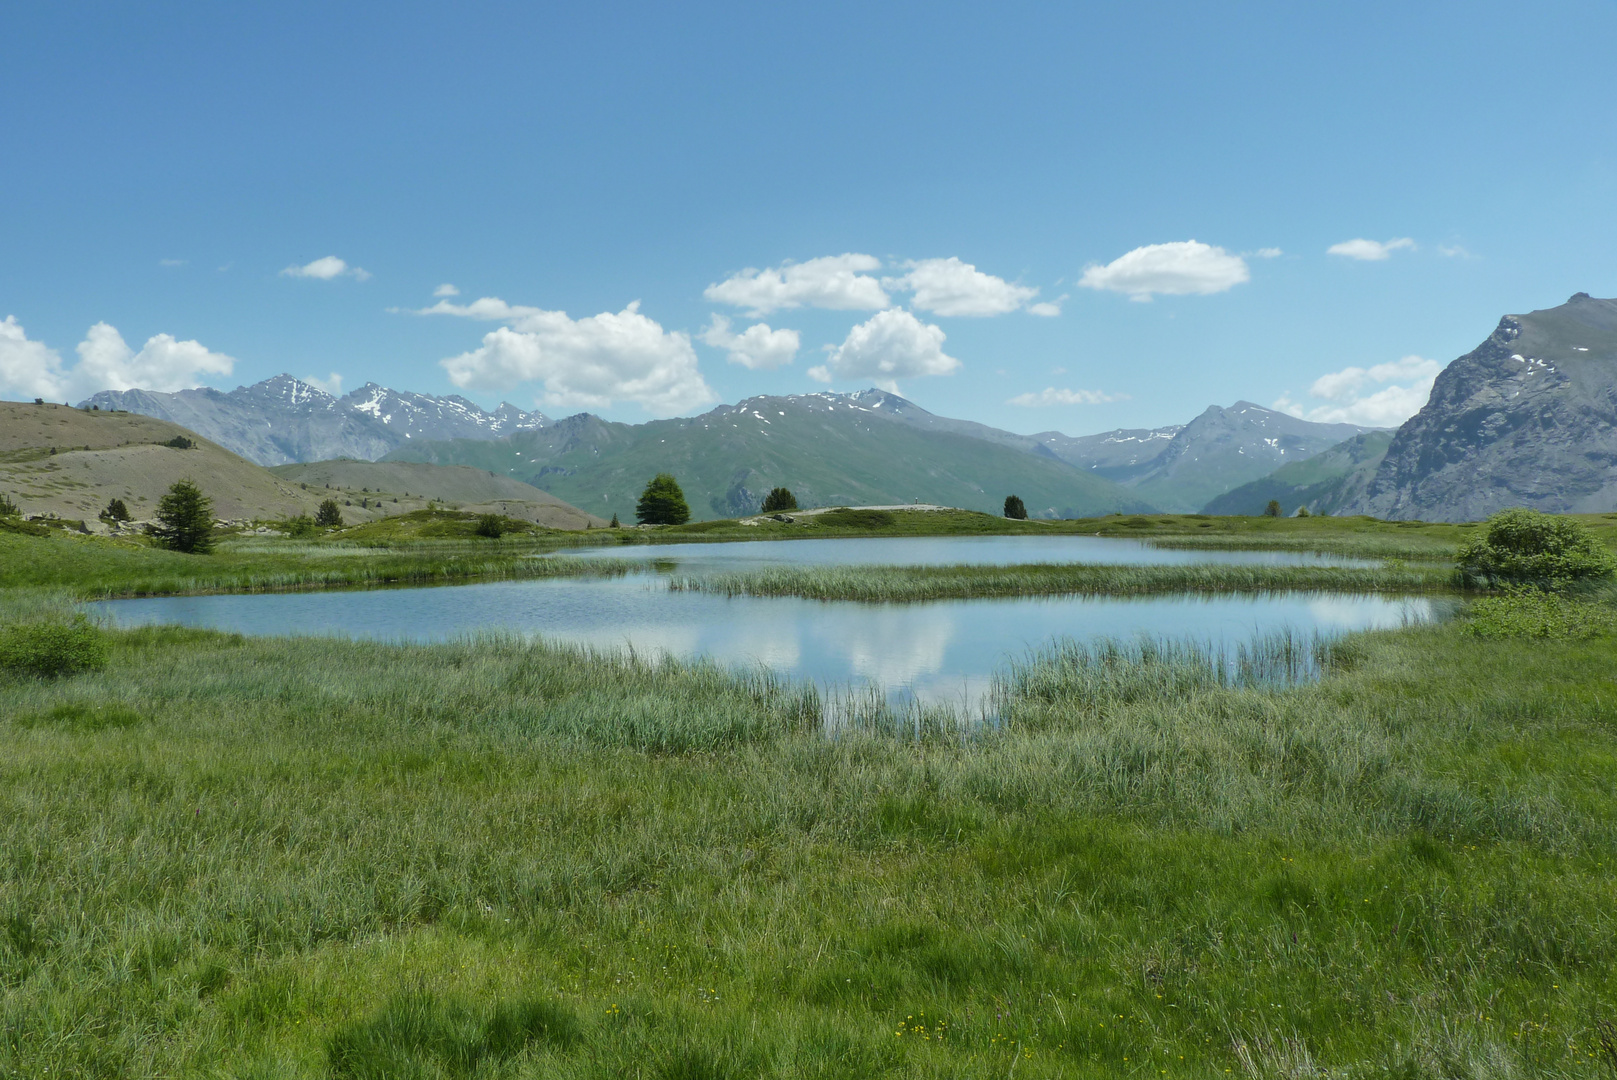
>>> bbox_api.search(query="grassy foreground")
[4,613,1617,1077]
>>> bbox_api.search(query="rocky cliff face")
[83,376,548,465]
[1342,293,1617,521]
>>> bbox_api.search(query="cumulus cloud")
[1326,237,1415,261]
[1026,300,1064,317]
[303,372,344,396]
[433,283,460,297]
[704,254,889,316]
[423,296,715,415]
[807,310,960,385]
[0,316,234,401]
[1078,240,1250,301]
[1006,387,1129,407]
[700,315,799,370]
[1437,244,1473,259]
[281,255,371,281]
[1252,247,1283,259]
[883,257,1038,317]
[1274,354,1441,427]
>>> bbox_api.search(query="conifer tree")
[153,479,215,553]
[636,474,690,525]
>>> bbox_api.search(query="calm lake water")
[95,537,1440,709]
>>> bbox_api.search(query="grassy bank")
[3,610,1617,1077]
[673,561,1459,602]
[0,530,633,598]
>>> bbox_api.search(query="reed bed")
[672,560,1457,602]
[0,531,636,598]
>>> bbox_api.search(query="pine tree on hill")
[153,479,215,553]
[636,474,691,525]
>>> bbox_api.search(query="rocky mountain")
[1033,403,1378,513]
[81,375,548,466]
[383,391,1156,522]
[1202,430,1395,516]
[1341,293,1617,521]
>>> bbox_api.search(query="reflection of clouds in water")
[564,613,803,669]
[567,623,702,661]
[1306,595,1435,629]
[814,607,956,686]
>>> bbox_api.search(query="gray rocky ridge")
[1341,293,1617,521]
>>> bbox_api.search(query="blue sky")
[2,1,1614,435]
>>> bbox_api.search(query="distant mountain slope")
[1201,431,1395,516]
[0,401,335,524]
[268,460,603,529]
[1035,402,1377,513]
[82,375,548,466]
[1341,293,1617,521]
[384,392,1156,521]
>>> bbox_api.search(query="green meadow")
[3,515,1617,1077]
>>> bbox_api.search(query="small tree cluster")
[1003,494,1028,520]
[1263,500,1282,517]
[636,474,690,525]
[0,491,19,517]
[162,435,197,450]
[1456,508,1616,589]
[475,514,505,538]
[761,487,798,513]
[315,499,344,528]
[101,498,130,522]
[153,479,215,553]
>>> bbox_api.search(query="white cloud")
[433,283,460,297]
[303,372,344,396]
[1437,244,1473,259]
[281,255,371,281]
[73,322,235,394]
[1006,387,1128,407]
[159,258,188,268]
[0,316,234,401]
[426,297,715,415]
[807,309,960,385]
[704,254,889,316]
[0,316,70,399]
[1252,247,1283,259]
[883,257,1038,317]
[1078,240,1250,301]
[1274,354,1441,427]
[1326,237,1415,261]
[1026,300,1063,317]
[699,315,799,370]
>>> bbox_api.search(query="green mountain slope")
[382,392,1156,521]
[1201,431,1394,516]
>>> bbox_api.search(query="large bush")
[0,617,109,678]
[315,499,345,528]
[152,478,216,553]
[636,473,691,525]
[1456,508,1616,588]
[1003,494,1027,520]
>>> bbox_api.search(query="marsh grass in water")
[0,529,636,598]
[4,603,1617,1076]
[673,561,1458,602]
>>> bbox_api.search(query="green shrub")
[101,497,130,522]
[0,617,109,678]
[1003,494,1027,520]
[1456,508,1617,588]
[1263,499,1282,517]
[286,515,317,538]
[315,499,344,528]
[474,514,504,538]
[0,491,19,517]
[636,473,690,525]
[161,434,196,449]
[761,486,798,513]
[1462,588,1615,639]
[152,479,215,553]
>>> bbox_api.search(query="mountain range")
[58,292,1617,522]
[83,376,548,466]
